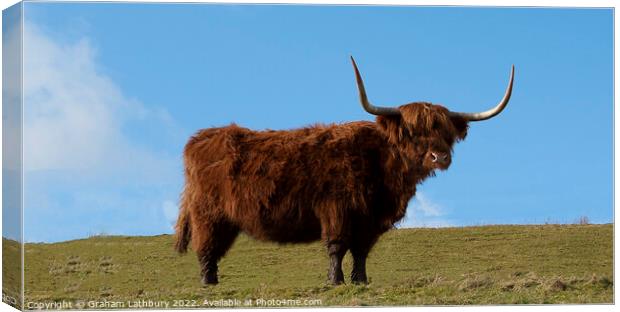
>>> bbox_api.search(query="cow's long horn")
[449,65,515,121]
[351,56,401,116]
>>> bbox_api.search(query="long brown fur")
[176,102,469,285]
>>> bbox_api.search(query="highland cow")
[175,57,515,285]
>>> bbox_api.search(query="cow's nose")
[431,152,449,163]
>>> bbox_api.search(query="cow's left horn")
[449,65,515,121]
[351,56,401,116]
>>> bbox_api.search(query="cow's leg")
[194,219,239,285]
[350,237,378,284]
[320,202,350,285]
[350,250,368,284]
[326,240,348,285]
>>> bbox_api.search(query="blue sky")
[4,3,613,242]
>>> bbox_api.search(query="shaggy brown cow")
[175,57,514,285]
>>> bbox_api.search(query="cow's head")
[351,57,514,171]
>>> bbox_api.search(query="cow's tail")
[174,193,191,254]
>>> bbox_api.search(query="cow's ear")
[376,114,405,143]
[450,116,469,141]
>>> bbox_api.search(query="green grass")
[3,238,22,309]
[22,224,613,308]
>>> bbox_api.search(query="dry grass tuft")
[544,278,568,291]
[458,274,493,291]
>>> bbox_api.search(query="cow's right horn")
[449,65,515,122]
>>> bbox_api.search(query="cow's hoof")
[351,278,368,285]
[201,274,218,286]
[351,273,368,285]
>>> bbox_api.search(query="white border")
[0,0,616,8]
[0,1,616,312]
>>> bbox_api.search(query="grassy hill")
[2,238,22,309]
[21,224,613,307]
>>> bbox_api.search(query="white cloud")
[20,21,184,241]
[162,200,178,230]
[400,192,453,228]
[22,22,178,180]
